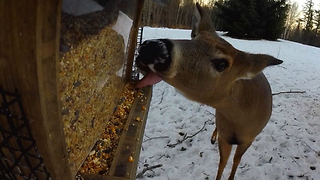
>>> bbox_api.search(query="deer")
[134,3,283,180]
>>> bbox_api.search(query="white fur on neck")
[237,72,256,80]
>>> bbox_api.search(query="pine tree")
[215,0,257,38]
[215,0,288,40]
[314,9,320,33]
[211,0,224,30]
[263,0,288,40]
[303,0,314,32]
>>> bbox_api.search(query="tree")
[263,0,288,40]
[287,1,320,48]
[283,1,300,39]
[303,0,314,32]
[291,19,303,41]
[215,0,257,38]
[176,0,194,28]
[215,0,288,40]
[141,0,198,28]
[314,9,320,33]
[211,0,224,30]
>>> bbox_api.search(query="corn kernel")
[128,156,134,162]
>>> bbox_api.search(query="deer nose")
[136,39,172,72]
[138,40,168,64]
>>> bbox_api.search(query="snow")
[136,27,320,180]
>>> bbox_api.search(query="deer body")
[214,72,272,143]
[135,3,282,180]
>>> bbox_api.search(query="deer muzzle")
[136,39,173,73]
[135,39,173,88]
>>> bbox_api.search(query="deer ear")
[236,52,283,80]
[191,3,218,38]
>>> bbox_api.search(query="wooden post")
[125,0,145,81]
[0,0,72,179]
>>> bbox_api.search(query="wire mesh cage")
[129,26,144,81]
[0,86,50,180]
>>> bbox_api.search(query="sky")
[292,0,320,10]
[292,0,320,19]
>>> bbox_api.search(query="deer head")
[135,3,282,107]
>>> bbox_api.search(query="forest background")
[141,0,320,47]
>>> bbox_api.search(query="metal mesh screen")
[0,86,51,180]
[131,26,144,80]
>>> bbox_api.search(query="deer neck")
[215,73,272,119]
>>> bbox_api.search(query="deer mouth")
[135,59,163,88]
[134,39,173,88]
[135,70,163,88]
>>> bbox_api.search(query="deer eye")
[211,58,229,72]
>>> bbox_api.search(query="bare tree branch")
[272,90,306,96]
[136,164,163,178]
[167,119,211,148]
[291,157,301,167]
[158,91,165,105]
[143,136,170,142]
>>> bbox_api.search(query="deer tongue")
[135,71,163,88]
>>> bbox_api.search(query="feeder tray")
[78,86,152,180]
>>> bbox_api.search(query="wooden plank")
[129,87,153,178]
[0,2,41,179]
[0,0,72,179]
[125,0,145,80]
[37,2,72,179]
[82,174,129,180]
[109,86,152,179]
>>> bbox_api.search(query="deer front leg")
[228,141,252,180]
[216,137,232,180]
[211,127,218,144]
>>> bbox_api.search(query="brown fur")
[137,3,282,180]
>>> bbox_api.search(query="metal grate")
[0,86,51,180]
[131,26,144,80]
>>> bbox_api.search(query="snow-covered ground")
[136,27,320,180]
